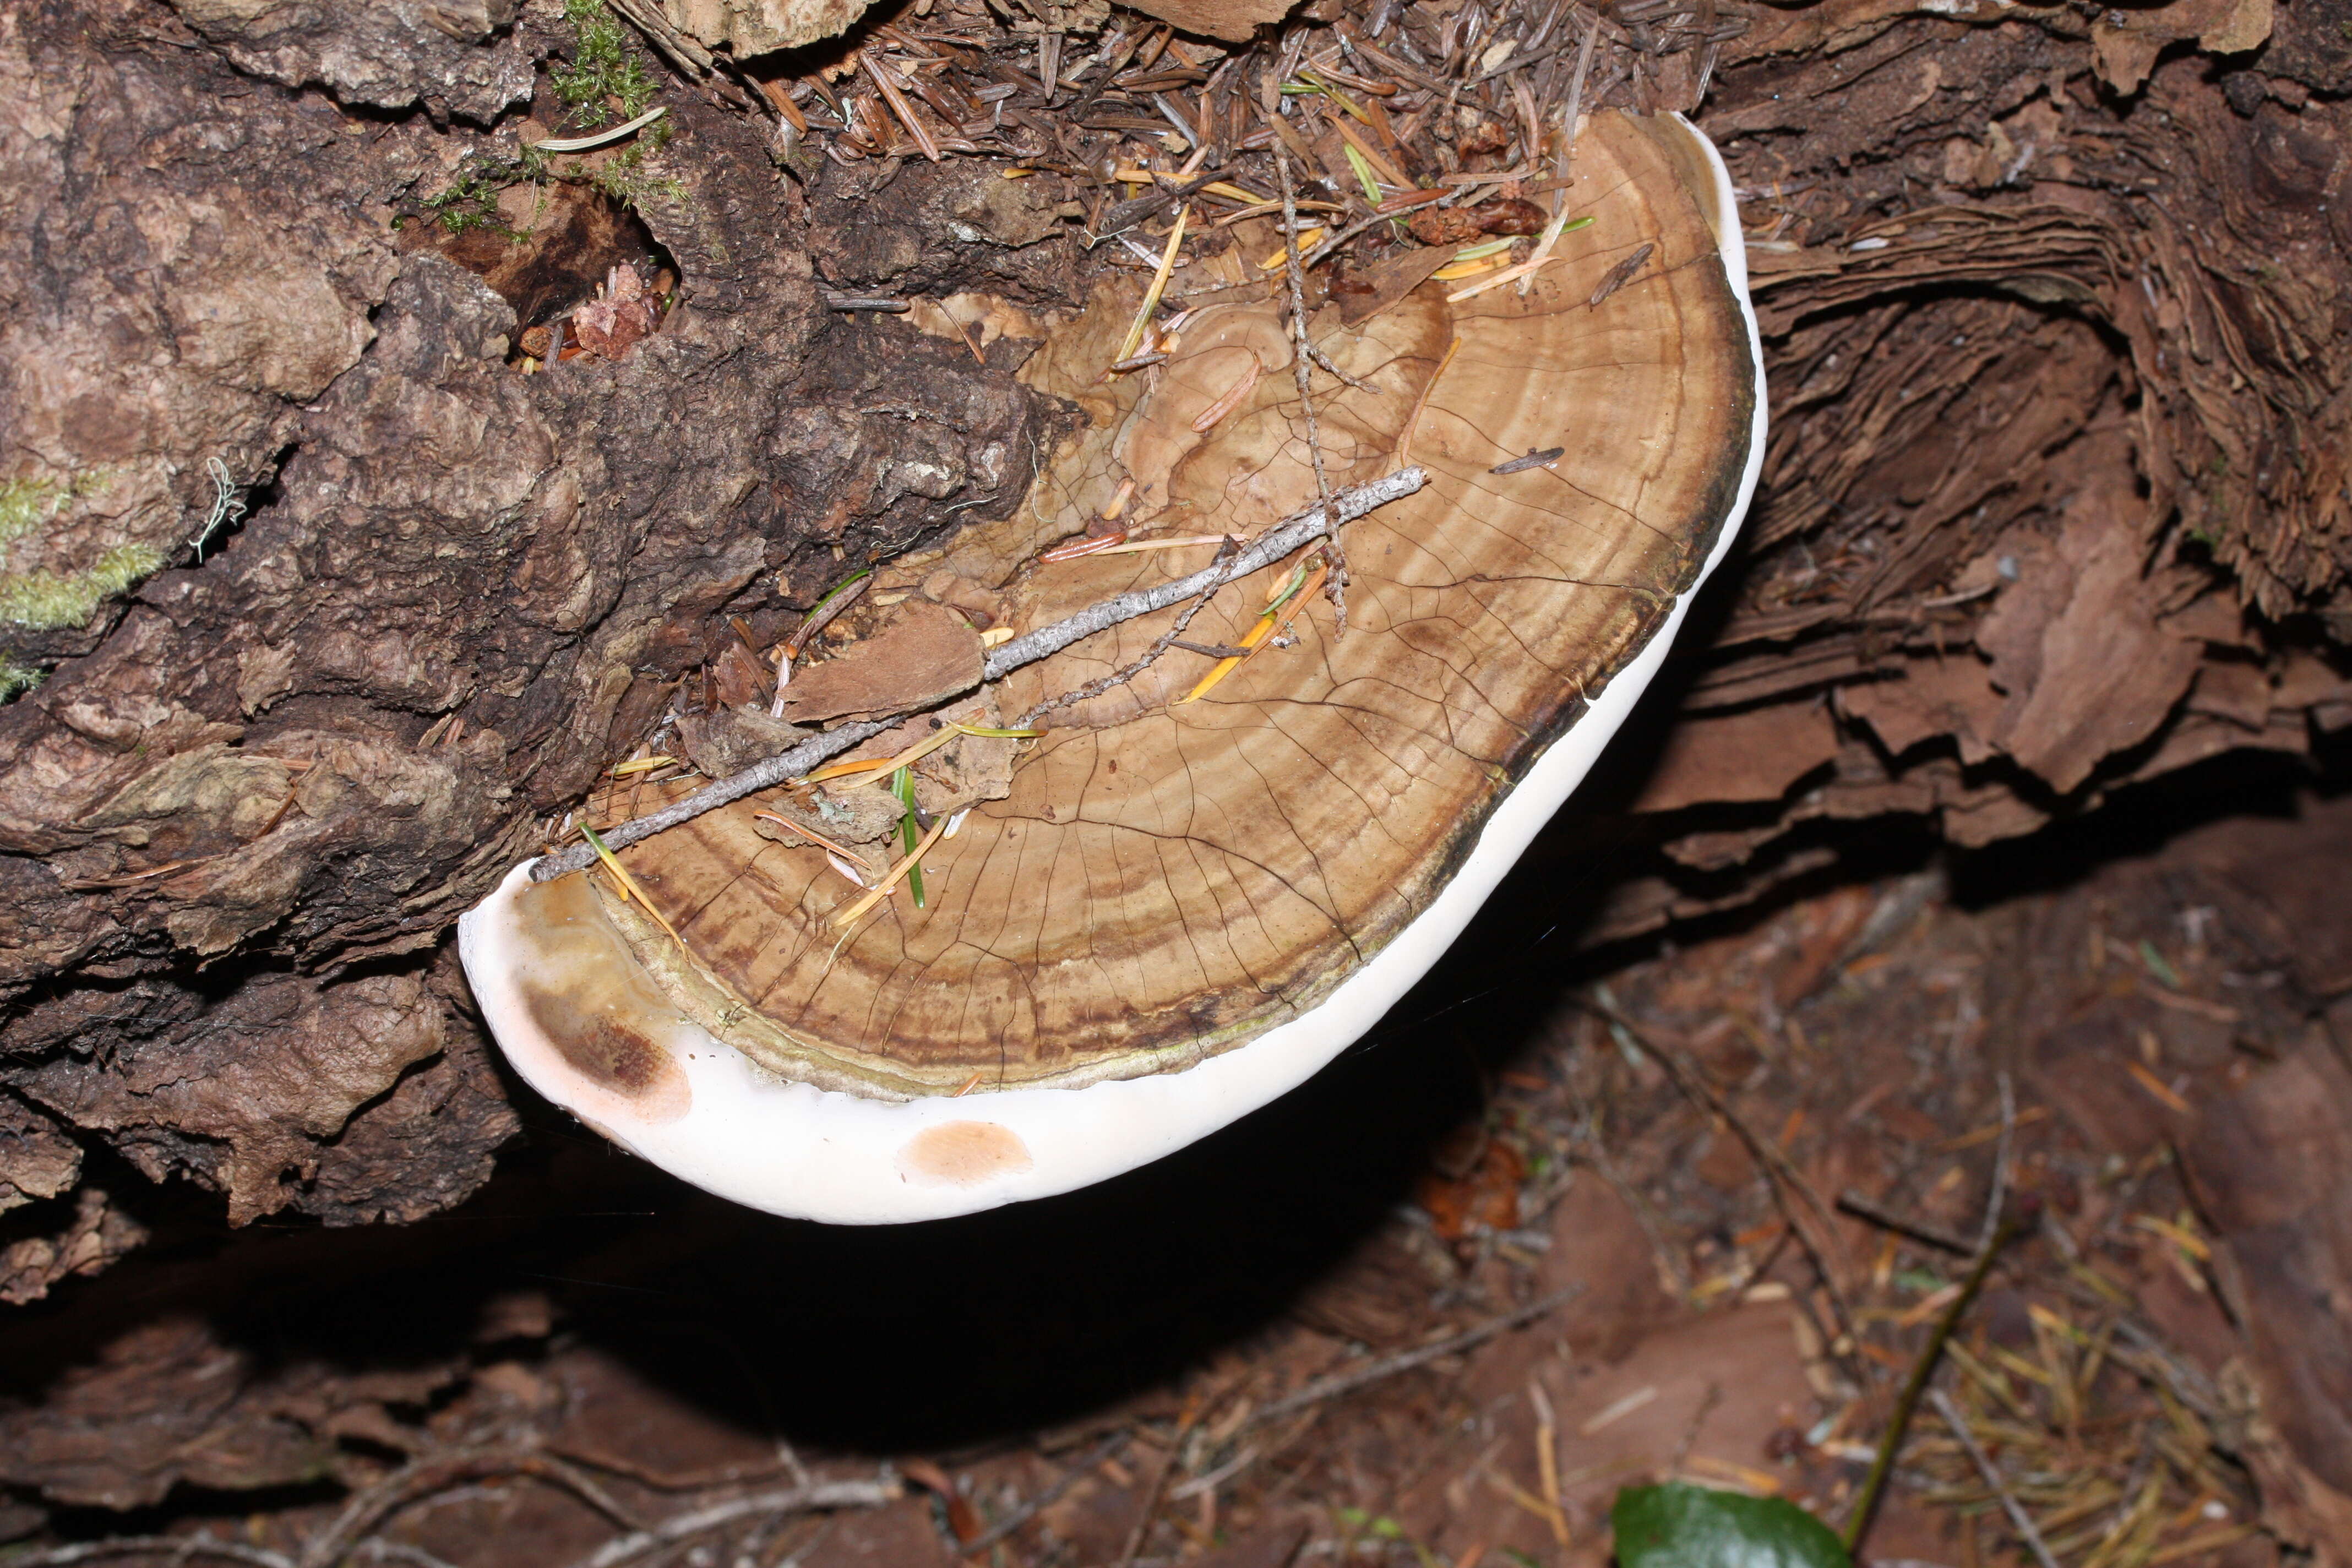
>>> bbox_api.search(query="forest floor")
[8,779,2349,1568]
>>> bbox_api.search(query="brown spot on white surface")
[507,876,693,1124]
[897,1121,1034,1186]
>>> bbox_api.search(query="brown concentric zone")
[526,112,1755,1100]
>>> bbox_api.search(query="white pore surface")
[459,115,1768,1225]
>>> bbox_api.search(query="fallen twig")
[300,1449,638,1568]
[1834,1190,1974,1256]
[5,1540,296,1568]
[531,469,1425,880]
[1585,997,1862,1354]
[1927,1386,2062,1568]
[1842,1215,2024,1554]
[1110,1412,1197,1568]
[1245,1282,1582,1430]
[564,1475,902,1568]
[1271,145,1346,628]
[954,1430,1133,1559]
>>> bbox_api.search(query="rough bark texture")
[1,0,1072,1283]
[1580,0,2352,943]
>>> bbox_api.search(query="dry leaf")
[1115,0,1299,43]
[570,265,658,361]
[773,599,983,725]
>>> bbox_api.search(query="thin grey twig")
[353,1544,465,1568]
[1978,1070,2016,1255]
[1272,146,1346,628]
[532,471,1427,881]
[1245,1282,1582,1430]
[565,1476,902,1568]
[1928,1387,2062,1568]
[300,1450,638,1568]
[979,468,1422,679]
[1019,538,1239,726]
[6,1540,297,1568]
[955,1431,1133,1559]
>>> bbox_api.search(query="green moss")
[0,477,67,554]
[423,164,523,236]
[0,656,40,702]
[551,0,657,129]
[0,542,165,631]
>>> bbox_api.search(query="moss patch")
[0,542,165,631]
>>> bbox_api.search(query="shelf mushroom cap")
[460,111,1768,1225]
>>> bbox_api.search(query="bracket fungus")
[460,112,1766,1224]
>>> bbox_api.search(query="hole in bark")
[398,180,675,367]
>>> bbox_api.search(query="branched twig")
[563,1476,902,1568]
[1110,1415,1195,1568]
[1927,1387,2062,1568]
[300,1449,639,1568]
[530,469,1425,881]
[1020,538,1239,726]
[1271,146,1346,630]
[1244,1282,1582,1430]
[954,1430,1134,1559]
[1585,998,1861,1355]
[1842,1216,2023,1554]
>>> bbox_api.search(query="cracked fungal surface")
[530,112,1756,1099]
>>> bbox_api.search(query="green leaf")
[1611,1483,1852,1568]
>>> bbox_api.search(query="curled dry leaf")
[461,112,1763,1223]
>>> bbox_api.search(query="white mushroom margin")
[460,113,1768,1226]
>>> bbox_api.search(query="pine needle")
[1178,562,1327,704]
[831,810,953,928]
[1116,205,1190,365]
[579,823,683,945]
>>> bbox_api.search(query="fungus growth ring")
[460,111,1768,1224]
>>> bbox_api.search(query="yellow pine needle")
[1445,253,1570,303]
[609,754,680,776]
[1256,227,1326,270]
[1431,252,1512,281]
[1179,563,1327,704]
[831,810,952,927]
[801,722,1040,788]
[1117,205,1190,365]
[579,824,683,946]
[1111,168,1262,204]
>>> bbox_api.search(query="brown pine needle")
[1074,534,1237,558]
[579,824,684,946]
[1397,336,1462,466]
[752,812,872,869]
[831,810,952,927]
[859,50,940,162]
